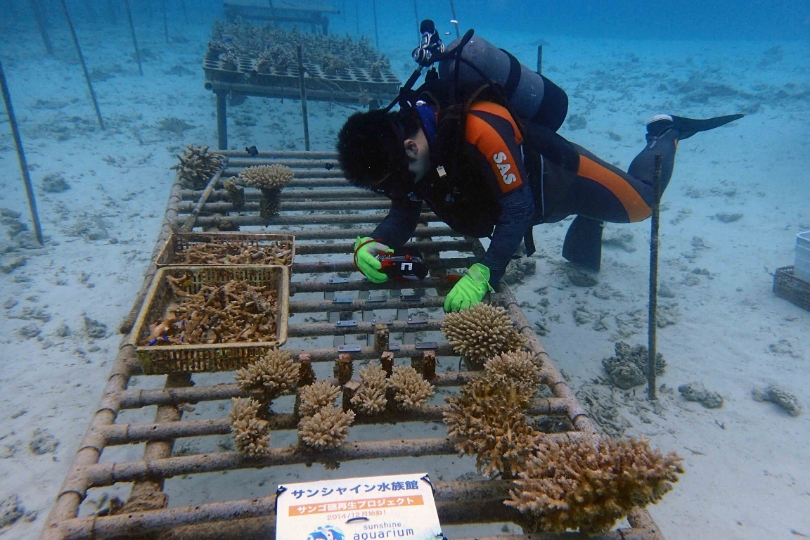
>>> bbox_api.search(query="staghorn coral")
[235,349,299,405]
[299,380,341,417]
[506,436,683,534]
[389,366,433,410]
[444,375,539,478]
[442,303,527,366]
[237,164,293,190]
[299,406,356,450]
[351,362,389,415]
[484,350,543,398]
[171,144,224,189]
[229,397,272,458]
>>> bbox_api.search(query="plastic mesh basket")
[155,232,294,267]
[131,265,289,374]
[773,266,810,312]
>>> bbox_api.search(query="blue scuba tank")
[437,35,568,131]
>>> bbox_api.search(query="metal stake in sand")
[536,44,543,74]
[449,0,460,38]
[161,0,168,42]
[58,0,105,130]
[355,0,359,35]
[647,153,663,400]
[296,45,311,151]
[0,61,44,246]
[372,0,380,49]
[29,0,54,56]
[412,0,419,36]
[123,0,143,75]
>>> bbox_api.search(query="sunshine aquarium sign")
[276,473,443,540]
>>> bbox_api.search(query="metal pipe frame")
[42,153,663,539]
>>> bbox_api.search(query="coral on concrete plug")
[389,366,433,410]
[351,362,389,415]
[235,349,299,405]
[229,397,272,458]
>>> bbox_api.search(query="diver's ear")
[403,138,419,160]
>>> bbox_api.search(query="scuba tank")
[437,35,568,132]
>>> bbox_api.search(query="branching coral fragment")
[299,406,356,450]
[442,303,526,365]
[351,362,389,415]
[299,380,341,417]
[389,366,433,410]
[171,144,224,189]
[484,350,543,399]
[229,397,272,458]
[235,349,299,404]
[237,164,293,190]
[444,375,539,478]
[506,436,683,533]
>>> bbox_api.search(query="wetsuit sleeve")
[370,197,423,248]
[466,102,535,284]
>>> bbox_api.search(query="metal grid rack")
[203,50,401,149]
[223,0,340,33]
[41,151,665,539]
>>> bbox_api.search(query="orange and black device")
[378,247,429,281]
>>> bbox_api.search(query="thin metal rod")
[216,91,227,149]
[372,0,379,48]
[647,153,663,401]
[295,44,310,151]
[123,0,143,75]
[0,61,44,246]
[29,0,54,55]
[161,0,168,42]
[449,0,460,38]
[59,0,104,130]
[180,0,188,24]
[413,0,419,35]
[355,0,359,35]
[536,44,543,74]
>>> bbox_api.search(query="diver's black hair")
[336,109,422,190]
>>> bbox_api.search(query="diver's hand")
[353,236,393,283]
[444,263,494,312]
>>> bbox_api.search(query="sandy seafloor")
[1,11,809,540]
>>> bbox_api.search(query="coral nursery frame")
[41,151,665,539]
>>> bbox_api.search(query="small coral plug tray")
[130,265,289,374]
[155,232,295,267]
[202,48,401,99]
[774,266,810,312]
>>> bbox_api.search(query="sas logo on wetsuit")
[492,152,517,186]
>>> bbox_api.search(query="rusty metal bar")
[180,188,380,201]
[296,239,471,255]
[289,276,451,293]
[179,166,225,232]
[219,150,337,159]
[115,371,484,409]
[177,199,391,212]
[292,256,472,274]
[187,211,440,227]
[101,399,570,445]
[54,481,516,540]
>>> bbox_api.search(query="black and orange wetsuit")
[371,101,678,283]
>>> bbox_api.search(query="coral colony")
[236,164,294,219]
[223,299,682,533]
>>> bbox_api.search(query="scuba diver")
[337,21,743,312]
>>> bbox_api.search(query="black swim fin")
[562,216,604,272]
[647,113,744,140]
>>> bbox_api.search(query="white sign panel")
[276,472,443,540]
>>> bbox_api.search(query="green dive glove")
[444,263,494,312]
[353,236,393,284]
